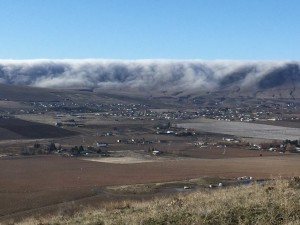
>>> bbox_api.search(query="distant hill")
[0,60,300,102]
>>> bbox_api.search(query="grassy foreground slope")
[19,178,300,225]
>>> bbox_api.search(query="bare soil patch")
[0,154,299,221]
[0,118,78,140]
[82,156,157,164]
[166,146,281,158]
[252,120,300,129]
[179,118,300,140]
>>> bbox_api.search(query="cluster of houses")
[8,96,299,129]
[23,138,166,157]
[247,139,300,153]
[21,141,111,157]
[48,103,298,128]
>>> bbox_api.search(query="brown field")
[0,154,299,222]
[0,118,78,140]
[252,120,300,129]
[0,100,300,223]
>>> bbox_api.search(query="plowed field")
[0,154,299,221]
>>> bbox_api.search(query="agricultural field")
[1,154,300,222]
[179,118,300,140]
[0,85,300,223]
[0,117,78,140]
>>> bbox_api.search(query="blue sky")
[0,0,299,60]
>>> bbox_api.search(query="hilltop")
[17,178,300,225]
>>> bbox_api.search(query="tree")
[71,146,79,155]
[79,145,84,153]
[33,143,41,148]
[49,143,57,152]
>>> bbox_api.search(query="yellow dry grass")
[17,178,300,225]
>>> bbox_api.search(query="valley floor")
[0,154,299,223]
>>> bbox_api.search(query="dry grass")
[16,178,300,225]
[105,183,158,195]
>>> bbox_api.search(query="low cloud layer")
[0,59,299,91]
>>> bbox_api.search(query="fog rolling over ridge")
[0,60,300,97]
